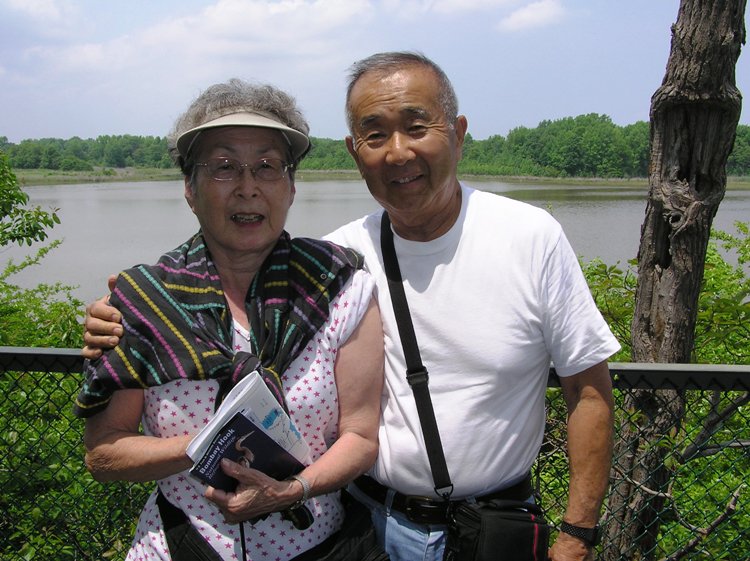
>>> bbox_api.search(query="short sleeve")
[541,230,621,376]
[324,269,376,348]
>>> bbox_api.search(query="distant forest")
[3,113,750,178]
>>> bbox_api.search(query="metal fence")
[1,347,748,561]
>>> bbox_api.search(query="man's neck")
[389,183,462,242]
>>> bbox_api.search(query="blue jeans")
[347,482,447,561]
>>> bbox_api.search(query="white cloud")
[4,0,80,37]
[497,0,565,32]
[5,0,747,146]
[6,0,70,20]
[380,0,517,18]
[380,0,430,15]
[432,0,516,13]
[11,0,372,79]
[1,0,377,141]
[135,0,371,57]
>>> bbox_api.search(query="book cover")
[189,410,305,491]
[186,371,311,467]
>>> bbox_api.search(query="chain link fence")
[541,365,749,560]
[1,348,748,560]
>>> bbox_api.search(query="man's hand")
[82,275,123,360]
[548,533,594,561]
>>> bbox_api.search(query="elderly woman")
[74,79,384,561]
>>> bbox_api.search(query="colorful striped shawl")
[74,231,363,418]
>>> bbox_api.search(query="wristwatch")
[287,474,311,509]
[559,521,601,547]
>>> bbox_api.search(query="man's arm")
[549,360,614,561]
[82,275,123,360]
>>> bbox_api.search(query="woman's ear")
[184,177,196,213]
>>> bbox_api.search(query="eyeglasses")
[194,157,294,182]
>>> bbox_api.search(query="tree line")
[3,113,750,177]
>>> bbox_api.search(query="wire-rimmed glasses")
[195,157,294,182]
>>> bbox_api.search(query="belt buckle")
[404,496,447,524]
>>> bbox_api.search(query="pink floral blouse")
[125,271,374,561]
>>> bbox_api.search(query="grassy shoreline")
[15,167,367,186]
[15,166,750,189]
[16,167,183,185]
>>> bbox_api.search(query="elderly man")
[84,52,619,561]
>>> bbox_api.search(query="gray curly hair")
[168,78,310,173]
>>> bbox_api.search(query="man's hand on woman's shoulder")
[82,275,123,359]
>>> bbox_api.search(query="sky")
[1,0,749,144]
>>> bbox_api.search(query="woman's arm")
[206,297,384,522]
[84,388,193,482]
[300,295,384,488]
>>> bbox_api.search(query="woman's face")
[185,126,295,265]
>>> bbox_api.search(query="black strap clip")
[406,367,429,387]
[435,484,454,502]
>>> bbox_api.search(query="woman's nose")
[234,168,260,197]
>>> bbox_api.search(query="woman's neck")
[214,261,262,331]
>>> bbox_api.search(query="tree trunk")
[603,2,745,560]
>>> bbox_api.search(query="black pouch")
[157,490,224,561]
[313,489,390,561]
[444,499,550,561]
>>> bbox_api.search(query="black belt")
[353,474,533,525]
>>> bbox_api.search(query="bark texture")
[602,2,745,560]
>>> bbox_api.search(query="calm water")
[2,179,748,305]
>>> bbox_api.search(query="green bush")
[0,150,60,247]
[582,222,749,365]
[59,156,94,172]
[0,243,84,348]
[0,369,151,560]
[577,222,750,559]
[0,244,152,560]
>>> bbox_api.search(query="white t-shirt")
[326,184,620,499]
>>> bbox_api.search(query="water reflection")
[2,179,747,305]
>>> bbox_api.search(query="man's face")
[346,65,467,241]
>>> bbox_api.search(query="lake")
[2,179,748,305]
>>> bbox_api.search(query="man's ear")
[345,136,360,165]
[453,115,468,159]
[454,116,468,146]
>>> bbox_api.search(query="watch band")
[288,474,311,509]
[559,521,600,547]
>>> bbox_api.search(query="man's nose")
[385,132,414,165]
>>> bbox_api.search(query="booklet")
[186,370,311,491]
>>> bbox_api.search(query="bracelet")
[288,474,311,509]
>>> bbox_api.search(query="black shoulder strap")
[380,213,453,499]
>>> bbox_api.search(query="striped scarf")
[74,231,363,418]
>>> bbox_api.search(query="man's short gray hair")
[345,51,459,133]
